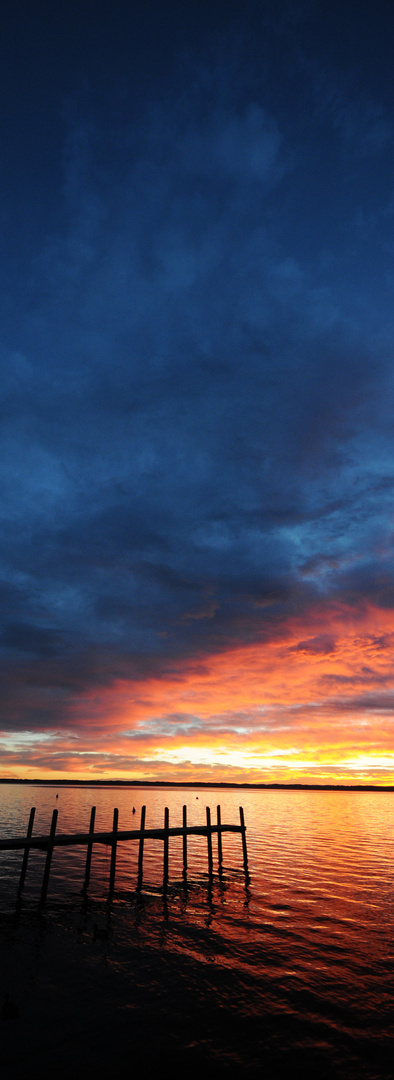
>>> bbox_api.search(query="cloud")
[0,5,394,779]
[292,634,336,654]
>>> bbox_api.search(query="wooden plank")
[0,822,243,851]
[82,806,96,892]
[18,807,36,894]
[40,809,58,903]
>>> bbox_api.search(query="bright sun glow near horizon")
[3,602,394,786]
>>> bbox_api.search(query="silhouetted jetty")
[0,804,249,902]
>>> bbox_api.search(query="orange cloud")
[2,602,394,783]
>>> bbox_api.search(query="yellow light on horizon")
[149,744,306,771]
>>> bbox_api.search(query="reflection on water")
[1,785,394,1078]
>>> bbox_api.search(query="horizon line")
[1,778,394,792]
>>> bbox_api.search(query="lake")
[0,784,393,1078]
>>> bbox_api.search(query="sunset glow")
[3,601,393,784]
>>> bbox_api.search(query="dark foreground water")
[0,784,393,1078]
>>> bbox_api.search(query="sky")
[1,0,394,784]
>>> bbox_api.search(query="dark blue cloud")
[0,1,394,731]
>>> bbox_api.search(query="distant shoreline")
[1,778,394,792]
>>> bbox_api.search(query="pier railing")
[0,804,249,902]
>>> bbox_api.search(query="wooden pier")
[0,804,249,902]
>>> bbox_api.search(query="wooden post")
[217,804,223,876]
[109,808,118,894]
[18,807,35,894]
[182,804,187,880]
[163,807,169,892]
[40,808,58,902]
[83,806,96,892]
[239,806,249,881]
[206,806,213,879]
[137,805,146,891]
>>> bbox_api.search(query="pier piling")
[163,807,169,893]
[109,808,118,894]
[217,804,223,877]
[137,805,146,892]
[18,806,35,895]
[40,808,58,903]
[206,806,213,879]
[239,806,249,882]
[83,805,96,892]
[182,804,187,880]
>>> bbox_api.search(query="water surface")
[0,785,393,1078]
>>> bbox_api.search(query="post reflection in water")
[0,784,393,1079]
